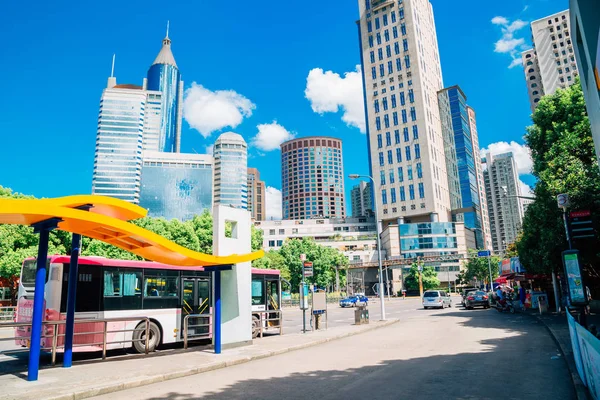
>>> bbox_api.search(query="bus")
[15,255,281,353]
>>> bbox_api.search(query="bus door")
[181,278,211,339]
[266,279,280,327]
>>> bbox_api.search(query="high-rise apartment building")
[139,151,213,221]
[570,0,600,166]
[357,0,450,227]
[351,181,373,217]
[92,73,161,203]
[146,28,183,153]
[247,168,266,221]
[521,10,579,111]
[213,132,248,209]
[483,152,524,254]
[437,86,491,250]
[280,137,345,220]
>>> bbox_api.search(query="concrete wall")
[213,205,252,347]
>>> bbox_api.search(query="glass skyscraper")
[139,152,213,221]
[213,132,248,209]
[146,30,183,153]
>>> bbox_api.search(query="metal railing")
[282,297,342,308]
[183,313,212,349]
[0,316,150,365]
[252,310,283,338]
[0,306,15,322]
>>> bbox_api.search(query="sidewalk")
[0,319,398,400]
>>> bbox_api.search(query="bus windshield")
[21,259,47,288]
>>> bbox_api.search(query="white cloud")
[304,65,366,133]
[265,187,282,220]
[482,141,533,175]
[520,180,534,197]
[491,16,529,68]
[183,83,256,138]
[251,121,295,151]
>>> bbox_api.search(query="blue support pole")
[214,270,221,354]
[28,228,51,382]
[63,233,81,368]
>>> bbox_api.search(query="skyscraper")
[351,181,373,217]
[213,132,248,209]
[280,137,346,220]
[139,151,213,221]
[357,0,450,226]
[146,25,183,153]
[91,71,161,203]
[437,86,490,249]
[247,168,266,221]
[521,10,579,111]
[483,152,524,254]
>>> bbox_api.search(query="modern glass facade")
[213,132,248,209]
[92,83,160,203]
[398,222,461,259]
[147,35,182,153]
[139,152,213,221]
[281,137,345,220]
[438,86,484,248]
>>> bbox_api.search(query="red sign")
[570,210,591,218]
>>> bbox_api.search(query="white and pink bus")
[15,255,281,353]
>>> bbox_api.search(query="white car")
[422,290,452,309]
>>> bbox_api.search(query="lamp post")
[349,174,386,320]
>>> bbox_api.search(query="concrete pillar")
[212,205,252,348]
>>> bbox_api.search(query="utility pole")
[418,257,424,298]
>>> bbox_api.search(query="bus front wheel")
[252,315,260,339]
[133,321,161,353]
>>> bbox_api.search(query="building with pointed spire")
[146,23,183,153]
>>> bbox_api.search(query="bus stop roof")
[0,195,263,266]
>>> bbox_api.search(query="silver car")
[422,290,452,309]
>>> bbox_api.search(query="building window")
[410,107,417,121]
[403,127,409,142]
[401,23,406,35]
[391,188,397,203]
[387,60,393,74]
[378,48,383,60]
[376,117,381,130]
[414,144,421,159]
[367,21,372,33]
[394,42,400,55]
[396,148,402,163]
[396,58,402,71]
[416,162,422,178]
[269,229,275,235]
[370,51,375,63]
[409,184,415,200]
[382,98,388,111]
[371,66,376,79]
[402,109,407,123]
[386,45,391,58]
[393,112,399,126]
[369,36,373,48]
[387,149,393,164]
[531,83,537,88]
[405,55,411,68]
[384,114,390,128]
[398,167,404,182]
[400,186,406,201]
[405,146,411,161]
[377,134,383,148]
[391,94,397,108]
[389,169,395,184]
[407,165,413,180]
[408,89,414,103]
[385,131,391,146]
[377,32,382,45]
[382,189,388,205]
[379,64,385,77]
[268,240,275,247]
[391,11,396,23]
[384,30,390,42]
[380,170,386,185]
[392,26,398,38]
[379,152,384,166]
[375,17,380,30]
[412,125,419,139]
[383,14,388,26]
[418,183,425,199]
[403,39,409,51]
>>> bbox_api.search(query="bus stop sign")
[303,262,313,277]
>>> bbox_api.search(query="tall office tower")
[357,0,450,226]
[281,137,346,220]
[146,26,183,153]
[92,72,161,203]
[213,132,248,209]
[467,107,493,251]
[247,168,266,221]
[351,181,374,217]
[483,152,525,254]
[521,10,579,111]
[437,86,490,250]
[139,152,213,221]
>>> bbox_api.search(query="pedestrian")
[519,285,526,310]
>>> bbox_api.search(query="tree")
[404,264,439,291]
[517,79,600,274]
[457,250,500,286]
[252,250,289,281]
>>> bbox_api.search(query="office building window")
[368,21,372,33]
[377,134,382,148]
[391,11,396,23]
[382,98,388,111]
[379,64,385,77]
[396,148,402,163]
[416,162,422,178]
[385,131,391,146]
[379,152,384,166]
[391,188,397,203]
[394,42,400,55]
[415,144,421,159]
[380,170,386,185]
[376,117,381,130]
[405,55,411,68]
[371,66,376,79]
[400,186,406,201]
[408,89,414,103]
[396,58,402,71]
[387,150,393,164]
[375,18,380,30]
[403,127,409,142]
[412,125,418,139]
[401,23,406,35]
[370,51,375,63]
[369,36,373,48]
[418,183,425,199]
[391,94,397,108]
[409,184,415,200]
[382,189,388,205]
[398,167,404,182]
[374,99,380,113]
[410,107,416,121]
[394,129,400,144]
[400,92,405,106]
[389,169,395,184]
[403,39,409,51]
[405,146,411,161]
[402,109,408,124]
[377,32,382,45]
[392,26,398,38]
[384,30,390,42]
[386,45,392,58]
[384,114,390,128]
[378,48,383,60]
[383,14,388,26]
[393,112,399,126]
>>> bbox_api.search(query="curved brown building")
[280,137,346,220]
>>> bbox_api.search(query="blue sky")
[0,0,567,218]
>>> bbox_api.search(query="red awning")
[495,276,508,284]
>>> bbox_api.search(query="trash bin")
[354,306,369,325]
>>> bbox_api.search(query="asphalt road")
[93,301,575,400]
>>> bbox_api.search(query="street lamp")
[349,174,386,320]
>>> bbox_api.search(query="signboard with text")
[562,250,588,306]
[303,261,313,277]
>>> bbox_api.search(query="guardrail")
[183,313,212,349]
[252,310,283,338]
[0,306,15,322]
[282,298,342,308]
[0,316,150,365]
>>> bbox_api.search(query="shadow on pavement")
[140,312,575,400]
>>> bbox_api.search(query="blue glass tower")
[147,27,182,153]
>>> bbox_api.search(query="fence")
[183,314,212,349]
[252,310,283,338]
[0,306,15,322]
[282,297,343,308]
[567,310,600,400]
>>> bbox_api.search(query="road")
[93,302,576,400]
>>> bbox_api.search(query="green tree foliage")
[252,250,289,281]
[457,250,500,285]
[404,264,440,291]
[517,80,600,274]
[277,238,348,290]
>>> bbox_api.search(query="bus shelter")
[0,195,263,381]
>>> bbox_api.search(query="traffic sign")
[477,250,491,257]
[569,210,594,240]
[557,194,570,209]
[303,261,313,277]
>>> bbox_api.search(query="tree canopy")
[404,264,439,291]
[457,250,500,286]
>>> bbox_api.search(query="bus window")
[21,259,49,288]
[60,265,102,313]
[143,270,179,309]
[103,268,142,311]
[267,280,279,310]
[251,278,265,306]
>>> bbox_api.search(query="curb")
[523,312,590,400]
[43,319,399,400]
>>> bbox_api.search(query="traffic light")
[569,210,595,240]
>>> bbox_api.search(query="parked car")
[460,287,479,304]
[339,295,368,308]
[422,290,452,309]
[464,291,490,309]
